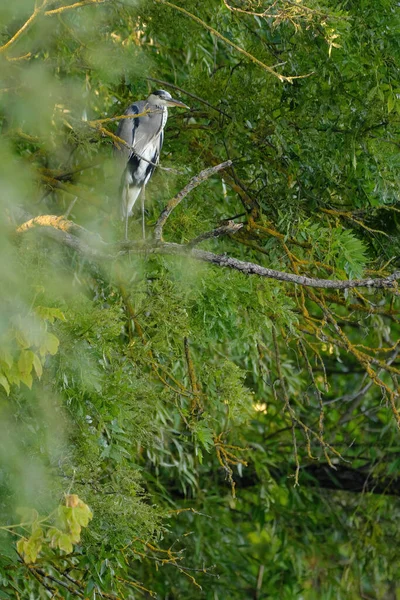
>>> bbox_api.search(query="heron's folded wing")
[115,102,143,162]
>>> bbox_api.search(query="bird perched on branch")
[115,89,189,239]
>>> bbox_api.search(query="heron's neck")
[157,105,168,129]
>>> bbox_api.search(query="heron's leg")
[125,211,129,241]
[123,186,129,241]
[141,186,146,240]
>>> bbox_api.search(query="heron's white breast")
[134,143,158,184]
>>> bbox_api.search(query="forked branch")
[154,161,232,240]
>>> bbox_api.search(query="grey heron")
[115,89,189,239]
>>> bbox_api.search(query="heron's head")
[148,89,189,109]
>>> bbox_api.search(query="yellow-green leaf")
[32,354,43,379]
[69,521,82,544]
[0,348,13,370]
[14,329,30,350]
[19,371,33,389]
[18,350,35,376]
[57,533,73,554]
[39,332,60,357]
[48,527,62,548]
[0,374,10,395]
[24,536,42,563]
[35,306,66,323]
[65,495,93,528]
[16,534,42,564]
[16,537,27,556]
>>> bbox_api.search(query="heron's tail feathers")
[120,184,141,219]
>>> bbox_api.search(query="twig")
[6,52,32,61]
[44,0,108,16]
[338,346,400,425]
[184,337,200,396]
[256,565,265,600]
[183,337,203,415]
[29,567,84,598]
[272,328,300,484]
[40,173,106,210]
[157,245,400,290]
[154,161,232,240]
[186,222,243,247]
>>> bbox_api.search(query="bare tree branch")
[159,245,400,290]
[11,208,400,290]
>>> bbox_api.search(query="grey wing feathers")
[115,101,145,162]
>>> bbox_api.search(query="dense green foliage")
[1,0,400,598]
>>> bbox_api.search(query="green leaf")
[193,422,213,453]
[19,372,33,389]
[388,92,395,113]
[24,537,42,563]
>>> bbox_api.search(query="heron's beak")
[167,97,190,109]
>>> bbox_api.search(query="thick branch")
[12,209,400,290]
[157,244,400,290]
[154,161,232,240]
